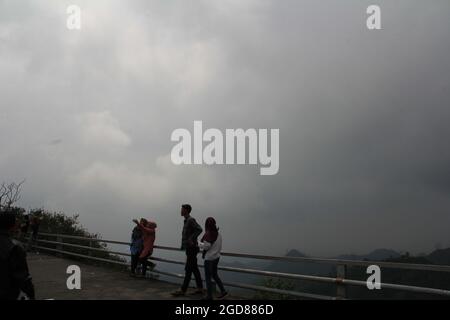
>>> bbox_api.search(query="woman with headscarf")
[132,218,157,277]
[199,217,228,300]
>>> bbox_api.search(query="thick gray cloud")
[1,0,450,256]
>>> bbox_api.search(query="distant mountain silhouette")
[265,248,401,277]
[335,248,401,261]
[285,249,306,257]
[267,250,329,276]
[427,248,450,265]
[218,247,450,299]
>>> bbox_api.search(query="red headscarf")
[201,217,219,243]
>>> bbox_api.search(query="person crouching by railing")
[132,218,157,277]
[129,221,144,276]
[199,217,228,300]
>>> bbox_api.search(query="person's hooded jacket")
[136,220,157,258]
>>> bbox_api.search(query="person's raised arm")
[135,220,155,235]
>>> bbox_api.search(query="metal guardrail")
[27,232,450,299]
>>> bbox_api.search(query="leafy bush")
[15,208,126,268]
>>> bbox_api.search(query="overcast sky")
[1,0,450,257]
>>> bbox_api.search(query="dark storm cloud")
[1,0,449,256]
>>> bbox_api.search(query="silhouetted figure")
[132,218,157,277]
[27,214,41,252]
[0,211,35,300]
[171,204,203,296]
[199,217,228,300]
[18,215,30,242]
[130,223,143,276]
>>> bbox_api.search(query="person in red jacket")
[132,218,157,277]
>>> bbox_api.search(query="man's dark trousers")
[181,246,203,292]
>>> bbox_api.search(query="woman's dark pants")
[204,258,226,299]
[130,254,140,274]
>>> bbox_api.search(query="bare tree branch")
[0,180,25,210]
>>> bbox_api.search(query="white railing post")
[56,235,63,255]
[88,240,93,256]
[336,264,347,299]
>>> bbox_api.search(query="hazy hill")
[427,248,450,265]
[262,248,401,278]
[335,248,401,261]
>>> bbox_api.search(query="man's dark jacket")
[0,231,35,300]
[181,216,203,250]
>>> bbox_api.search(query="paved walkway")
[27,252,198,300]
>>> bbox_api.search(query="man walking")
[171,204,203,296]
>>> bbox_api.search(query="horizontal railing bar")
[34,239,132,257]
[33,239,342,287]
[148,269,185,279]
[31,243,450,298]
[342,278,450,297]
[149,256,341,285]
[147,269,336,300]
[38,232,450,273]
[31,244,329,299]
[220,252,450,273]
[222,281,337,300]
[153,245,184,252]
[150,256,339,283]
[39,233,130,246]
[150,256,185,265]
[148,255,450,296]
[31,245,128,266]
[33,240,341,289]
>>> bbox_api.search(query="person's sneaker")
[171,290,186,297]
[216,291,228,300]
